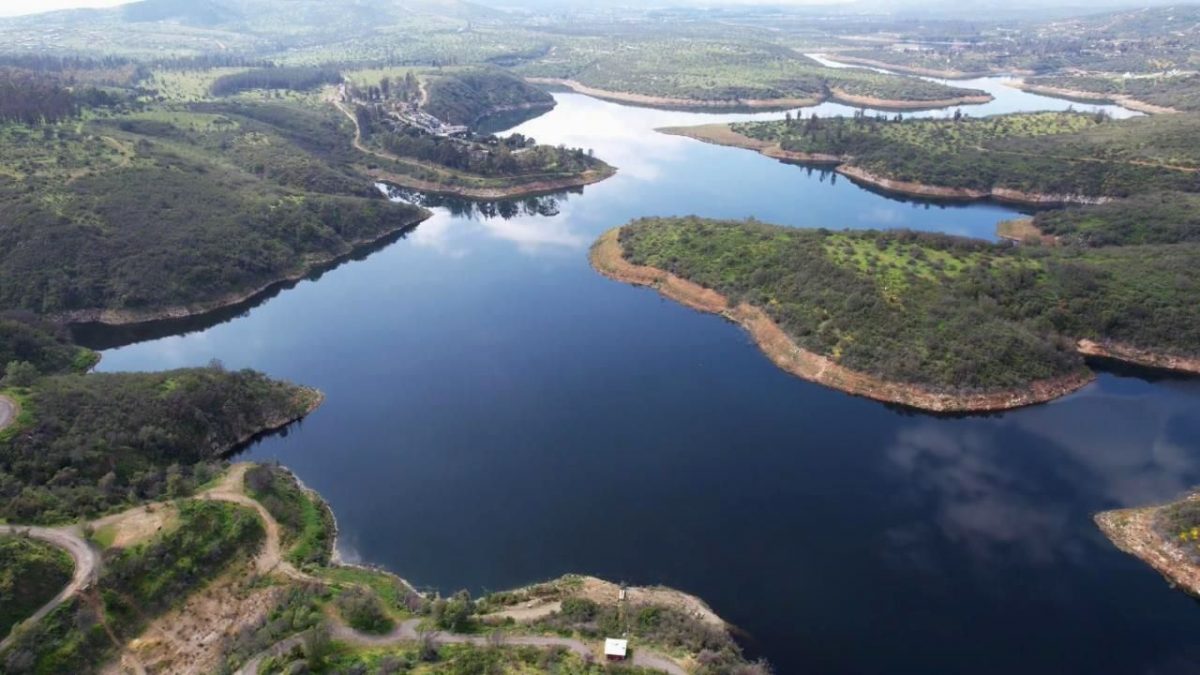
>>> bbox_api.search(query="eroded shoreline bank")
[365,165,615,200]
[589,228,1095,413]
[660,124,1113,207]
[528,77,993,112]
[1007,81,1179,115]
[1096,497,1200,599]
[50,212,431,328]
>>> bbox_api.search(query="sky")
[0,0,134,17]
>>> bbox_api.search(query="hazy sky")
[0,0,135,17]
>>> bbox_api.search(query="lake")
[85,77,1200,674]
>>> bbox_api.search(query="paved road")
[0,524,100,651]
[0,395,16,431]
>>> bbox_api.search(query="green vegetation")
[262,642,658,675]
[244,463,334,567]
[1026,74,1200,112]
[210,66,342,96]
[420,68,554,127]
[1,500,263,674]
[0,95,428,319]
[1156,499,1200,563]
[1033,192,1200,247]
[616,217,1199,392]
[335,586,396,635]
[732,111,1200,197]
[0,316,97,383]
[0,535,73,638]
[0,364,318,523]
[515,36,984,106]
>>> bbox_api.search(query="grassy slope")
[0,536,73,638]
[616,217,1198,392]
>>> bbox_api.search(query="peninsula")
[1097,494,1200,600]
[591,217,1198,412]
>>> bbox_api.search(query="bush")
[335,587,394,635]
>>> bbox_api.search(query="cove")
[85,87,1200,674]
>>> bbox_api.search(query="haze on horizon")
[0,0,1191,18]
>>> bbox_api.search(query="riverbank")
[1078,339,1200,376]
[1007,80,1179,115]
[48,212,430,327]
[590,228,1095,413]
[1096,496,1200,599]
[529,77,993,111]
[828,87,993,110]
[364,164,616,200]
[660,124,1113,207]
[819,54,994,79]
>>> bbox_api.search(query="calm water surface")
[87,79,1200,674]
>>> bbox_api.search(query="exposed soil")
[1096,497,1200,598]
[0,394,17,432]
[1008,80,1180,115]
[1078,339,1200,375]
[590,228,1097,413]
[828,87,993,110]
[996,218,1058,245]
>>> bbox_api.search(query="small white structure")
[605,638,629,661]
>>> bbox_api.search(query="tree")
[3,360,39,387]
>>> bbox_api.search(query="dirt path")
[0,524,100,651]
[0,394,16,431]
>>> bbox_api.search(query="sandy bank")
[822,55,991,80]
[365,165,615,200]
[661,125,1111,207]
[590,228,1095,413]
[1096,497,1200,599]
[828,87,993,110]
[527,78,823,110]
[1007,81,1179,115]
[1078,339,1200,375]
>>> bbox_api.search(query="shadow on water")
[70,226,420,352]
[379,183,579,219]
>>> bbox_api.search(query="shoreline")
[820,55,992,79]
[364,164,615,200]
[465,100,556,127]
[589,228,1096,413]
[660,124,1112,207]
[828,87,993,110]
[224,387,326,456]
[529,77,993,112]
[1077,339,1200,376]
[1006,80,1179,115]
[527,77,821,110]
[50,211,430,328]
[1096,496,1200,599]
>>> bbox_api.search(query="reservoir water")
[85,77,1200,674]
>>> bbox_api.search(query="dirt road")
[0,524,100,651]
[0,394,16,431]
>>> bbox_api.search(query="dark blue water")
[87,88,1200,674]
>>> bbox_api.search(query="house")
[605,638,628,661]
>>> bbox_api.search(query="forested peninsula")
[592,217,1198,412]
[663,111,1200,207]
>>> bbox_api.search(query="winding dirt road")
[0,394,16,431]
[0,524,100,652]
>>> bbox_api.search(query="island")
[590,216,1198,412]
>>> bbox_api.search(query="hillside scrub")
[1,500,263,674]
[0,99,427,319]
[615,217,1199,393]
[0,315,97,382]
[731,111,1200,197]
[210,66,342,96]
[1033,192,1200,246]
[420,68,555,126]
[244,463,334,567]
[0,535,73,638]
[0,365,319,523]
